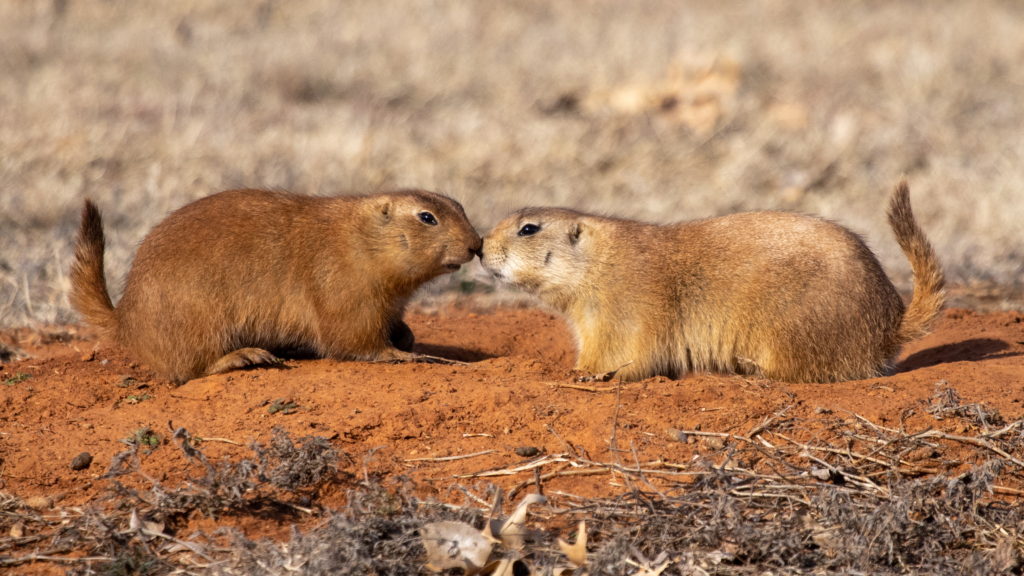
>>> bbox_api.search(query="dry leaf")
[422,521,494,574]
[482,518,503,544]
[129,508,165,535]
[480,559,527,576]
[557,520,587,567]
[497,493,546,549]
[705,550,736,565]
[163,542,199,554]
[636,559,672,575]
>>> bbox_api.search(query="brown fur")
[70,189,481,383]
[480,179,945,383]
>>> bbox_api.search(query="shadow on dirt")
[267,344,494,364]
[413,343,495,362]
[898,338,1020,371]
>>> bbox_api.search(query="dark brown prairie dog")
[70,189,482,383]
[480,179,944,383]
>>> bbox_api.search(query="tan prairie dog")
[70,189,481,383]
[481,179,944,383]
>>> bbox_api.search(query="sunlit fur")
[69,189,481,383]
[481,179,945,383]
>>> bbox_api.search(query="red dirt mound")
[2,307,1023,539]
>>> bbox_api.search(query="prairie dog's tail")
[887,178,945,344]
[69,200,117,335]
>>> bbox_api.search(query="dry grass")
[2,0,1024,326]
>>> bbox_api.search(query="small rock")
[10,522,24,538]
[23,496,53,510]
[515,446,540,457]
[666,428,688,443]
[80,350,96,362]
[71,452,93,471]
[705,436,726,450]
[810,467,831,481]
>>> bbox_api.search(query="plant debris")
[1,386,1022,575]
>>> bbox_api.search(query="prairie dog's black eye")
[418,212,438,226]
[518,223,540,236]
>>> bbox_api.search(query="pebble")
[71,452,93,471]
[666,428,688,443]
[10,522,24,538]
[705,436,726,450]
[80,350,96,362]
[514,446,540,457]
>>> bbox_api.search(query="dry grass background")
[1,0,1023,327]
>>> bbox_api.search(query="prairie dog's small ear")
[375,198,393,221]
[569,222,584,245]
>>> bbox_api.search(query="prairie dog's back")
[71,188,482,382]
[115,191,339,360]
[480,183,935,383]
[666,212,905,382]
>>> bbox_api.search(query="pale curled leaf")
[498,493,546,549]
[129,508,164,539]
[481,518,503,544]
[557,520,587,567]
[422,521,494,575]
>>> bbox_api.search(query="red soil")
[2,307,1023,541]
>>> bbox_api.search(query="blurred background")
[1,0,1022,326]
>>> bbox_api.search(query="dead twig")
[405,449,497,462]
[744,404,793,439]
[507,468,611,500]
[0,554,114,567]
[914,430,1024,468]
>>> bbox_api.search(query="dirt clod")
[666,428,688,442]
[704,436,726,450]
[70,451,93,470]
[22,496,52,510]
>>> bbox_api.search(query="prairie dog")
[480,180,944,383]
[70,189,482,383]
